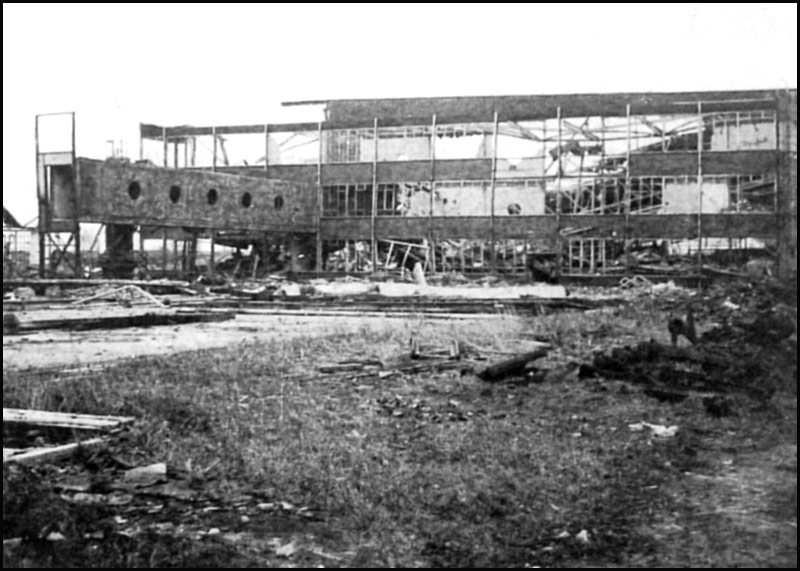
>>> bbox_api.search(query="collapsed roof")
[3,207,21,228]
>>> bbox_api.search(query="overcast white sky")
[3,3,797,224]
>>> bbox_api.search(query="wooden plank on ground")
[477,348,550,382]
[4,408,135,430]
[3,438,107,465]
[18,310,234,332]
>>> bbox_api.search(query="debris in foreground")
[477,348,550,382]
[581,338,782,403]
[3,408,134,466]
[628,422,679,438]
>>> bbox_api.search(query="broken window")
[706,174,777,213]
[377,127,432,161]
[629,177,665,215]
[434,123,494,160]
[661,176,701,214]
[323,129,374,163]
[268,131,319,165]
[496,120,548,178]
[627,114,711,153]
[321,184,373,217]
[494,180,546,216]
[432,181,491,216]
[708,111,777,151]
[553,177,627,215]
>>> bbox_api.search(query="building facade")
[38,89,798,279]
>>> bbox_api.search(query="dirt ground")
[3,312,456,371]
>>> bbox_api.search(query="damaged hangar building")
[44,89,797,281]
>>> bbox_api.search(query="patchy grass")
[3,300,797,567]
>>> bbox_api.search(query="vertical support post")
[138,123,144,161]
[429,114,437,273]
[264,124,270,176]
[736,111,741,150]
[773,104,780,215]
[624,104,632,274]
[595,116,606,214]
[542,119,548,181]
[188,231,198,277]
[523,238,529,278]
[162,127,168,168]
[212,126,217,173]
[162,228,168,277]
[555,106,563,278]
[490,111,500,273]
[183,139,188,168]
[512,241,518,273]
[370,118,379,273]
[567,241,573,274]
[262,235,268,278]
[71,112,81,278]
[209,229,215,277]
[697,102,704,277]
[173,139,179,168]
[316,121,323,273]
[35,115,46,277]
[774,100,784,276]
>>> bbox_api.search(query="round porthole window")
[274,195,284,210]
[241,192,253,208]
[169,185,182,203]
[207,188,218,205]
[128,181,142,200]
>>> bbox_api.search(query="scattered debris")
[628,422,679,438]
[620,275,653,289]
[376,395,475,423]
[318,360,384,374]
[477,348,550,382]
[275,541,298,558]
[3,312,21,335]
[71,284,167,307]
[3,437,108,465]
[581,339,778,403]
[3,408,135,430]
[3,408,135,465]
[13,309,234,333]
[121,463,169,487]
[413,262,427,287]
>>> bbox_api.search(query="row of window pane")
[321,175,776,217]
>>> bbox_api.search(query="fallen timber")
[168,296,615,316]
[14,310,233,333]
[3,279,190,295]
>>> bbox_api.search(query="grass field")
[3,288,797,567]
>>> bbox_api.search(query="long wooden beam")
[4,409,134,430]
[3,438,107,466]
